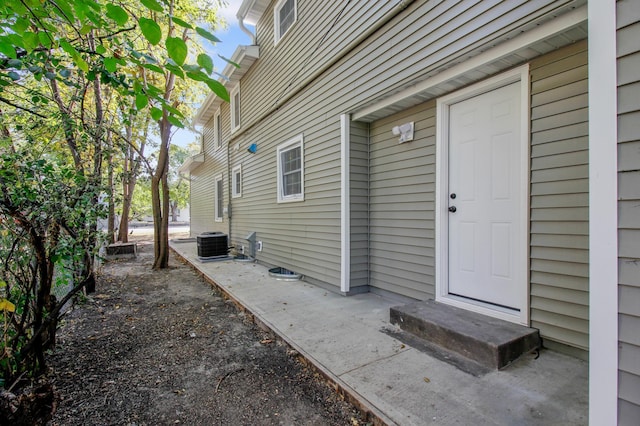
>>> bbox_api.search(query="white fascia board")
[222,45,260,86]
[177,152,205,174]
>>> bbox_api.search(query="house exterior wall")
[224,0,584,285]
[617,0,640,421]
[364,42,588,350]
[192,0,590,352]
[239,0,585,132]
[189,105,231,237]
[368,101,436,300]
[349,120,370,289]
[529,40,589,352]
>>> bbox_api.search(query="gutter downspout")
[232,0,415,140]
[238,17,256,45]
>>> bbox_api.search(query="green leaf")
[7,59,22,69]
[38,32,52,48]
[167,115,184,128]
[166,37,187,66]
[185,70,207,82]
[59,68,71,78]
[106,4,129,26]
[8,72,20,81]
[197,53,213,74]
[55,0,75,20]
[150,107,163,121]
[59,40,76,56]
[205,78,230,102]
[182,64,201,73]
[141,53,158,64]
[195,27,221,43]
[22,32,39,50]
[141,63,164,74]
[138,18,162,45]
[96,44,107,55]
[45,72,56,80]
[135,93,148,110]
[76,55,89,72]
[164,63,184,79]
[141,0,164,12]
[13,18,30,35]
[219,54,240,69]
[162,102,184,118]
[171,16,193,29]
[103,57,118,73]
[80,24,94,35]
[0,38,17,59]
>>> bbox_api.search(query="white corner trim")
[435,66,530,325]
[588,1,619,424]
[340,114,350,293]
[353,5,586,121]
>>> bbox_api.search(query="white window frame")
[274,0,297,45]
[214,174,223,222]
[213,108,222,150]
[232,164,242,198]
[277,134,304,203]
[230,85,240,133]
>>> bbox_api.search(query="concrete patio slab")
[171,241,588,425]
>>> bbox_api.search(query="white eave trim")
[238,0,270,26]
[192,45,260,127]
[353,5,587,122]
[178,152,205,174]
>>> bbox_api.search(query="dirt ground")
[47,234,364,425]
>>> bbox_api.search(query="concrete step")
[390,300,540,369]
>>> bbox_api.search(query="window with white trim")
[214,108,221,150]
[215,174,223,222]
[231,85,240,133]
[232,164,242,198]
[274,0,296,44]
[277,134,304,203]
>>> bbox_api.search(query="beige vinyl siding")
[368,102,436,300]
[215,2,586,292]
[529,41,589,352]
[190,106,230,237]
[239,0,584,134]
[617,0,640,421]
[227,105,342,286]
[349,121,370,289]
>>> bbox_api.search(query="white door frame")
[435,65,530,325]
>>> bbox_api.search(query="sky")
[173,0,252,149]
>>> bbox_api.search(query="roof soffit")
[237,0,270,26]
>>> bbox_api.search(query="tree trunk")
[152,117,171,269]
[151,32,177,269]
[170,200,178,222]
[106,130,116,244]
[118,111,149,243]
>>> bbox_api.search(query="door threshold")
[438,294,524,325]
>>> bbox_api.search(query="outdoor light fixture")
[392,121,415,143]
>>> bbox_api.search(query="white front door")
[447,81,524,310]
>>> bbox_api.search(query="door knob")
[448,206,457,213]
[450,193,456,199]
